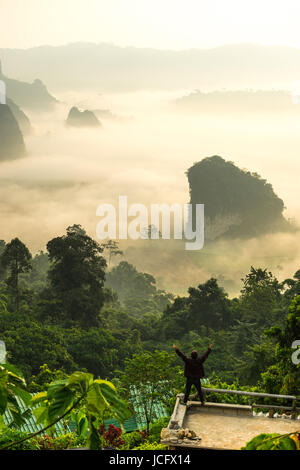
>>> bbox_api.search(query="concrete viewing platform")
[161,392,300,450]
[183,403,299,450]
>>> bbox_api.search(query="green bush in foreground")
[0,429,39,450]
[148,416,169,443]
[0,429,87,450]
[120,417,169,450]
[121,430,148,450]
[33,432,86,450]
[133,441,167,450]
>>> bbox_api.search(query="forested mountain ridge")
[0,60,56,110]
[174,89,299,113]
[1,43,300,91]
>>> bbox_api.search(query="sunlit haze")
[1,0,300,50]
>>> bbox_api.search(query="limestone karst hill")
[7,98,32,135]
[187,155,292,240]
[0,103,26,161]
[66,106,101,128]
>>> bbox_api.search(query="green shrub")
[121,430,147,450]
[34,433,86,450]
[120,417,170,449]
[148,416,169,443]
[0,428,39,450]
[133,441,167,450]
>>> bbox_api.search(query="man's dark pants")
[184,377,204,404]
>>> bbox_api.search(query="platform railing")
[200,387,300,419]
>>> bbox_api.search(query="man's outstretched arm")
[172,344,188,362]
[199,343,213,363]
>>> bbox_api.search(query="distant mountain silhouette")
[187,156,292,240]
[0,103,26,161]
[1,43,300,91]
[0,60,56,110]
[66,107,101,128]
[174,89,298,114]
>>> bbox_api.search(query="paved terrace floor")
[182,402,299,450]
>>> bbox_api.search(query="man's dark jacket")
[175,347,212,378]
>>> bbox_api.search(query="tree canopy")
[46,225,107,327]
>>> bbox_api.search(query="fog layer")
[1,90,299,295]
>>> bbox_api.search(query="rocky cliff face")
[0,103,26,161]
[66,107,101,128]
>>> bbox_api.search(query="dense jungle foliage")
[0,224,299,398]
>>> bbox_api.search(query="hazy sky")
[2,0,300,50]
